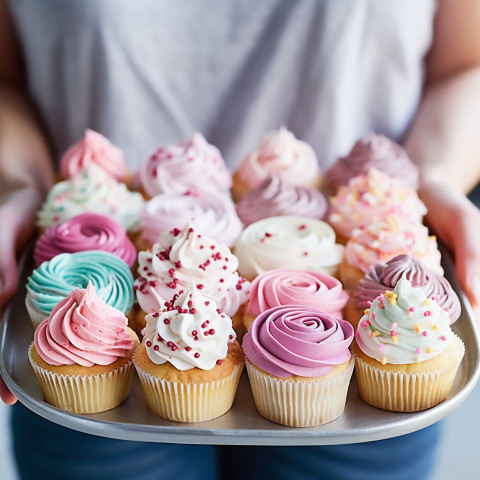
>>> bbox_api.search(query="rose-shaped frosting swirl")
[34,213,136,267]
[355,255,460,324]
[236,127,320,189]
[326,132,419,191]
[59,129,128,182]
[26,251,134,320]
[34,283,134,367]
[242,305,354,378]
[328,168,426,239]
[37,164,143,232]
[246,269,349,319]
[234,216,344,279]
[344,217,443,275]
[236,174,328,226]
[142,284,236,370]
[135,223,249,317]
[138,132,232,197]
[356,277,453,364]
[140,191,242,248]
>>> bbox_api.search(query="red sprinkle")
[194,353,200,358]
[216,359,223,365]
[164,319,171,324]
[153,345,159,351]
[146,341,152,347]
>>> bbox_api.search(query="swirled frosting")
[328,168,426,239]
[37,164,143,232]
[135,223,249,317]
[246,269,349,319]
[26,251,134,319]
[60,129,128,182]
[34,283,134,367]
[236,174,328,226]
[355,277,453,364]
[242,305,354,378]
[234,216,344,279]
[344,218,443,275]
[140,191,242,248]
[142,284,236,370]
[138,132,232,197]
[34,213,136,267]
[355,255,460,324]
[236,127,320,189]
[326,132,419,191]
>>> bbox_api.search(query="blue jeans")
[11,403,441,480]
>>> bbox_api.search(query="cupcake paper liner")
[245,357,354,427]
[134,360,243,422]
[28,345,135,414]
[25,298,48,330]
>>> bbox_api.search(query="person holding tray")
[1,1,480,479]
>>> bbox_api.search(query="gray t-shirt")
[8,0,435,170]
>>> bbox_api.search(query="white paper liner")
[354,337,465,412]
[134,359,243,422]
[25,296,48,329]
[28,345,134,414]
[245,357,355,427]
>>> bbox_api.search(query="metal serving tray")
[1,250,479,446]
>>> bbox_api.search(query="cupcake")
[37,164,143,233]
[244,269,349,331]
[137,132,232,198]
[234,216,344,281]
[59,129,133,187]
[134,223,250,333]
[34,213,136,267]
[232,127,322,201]
[242,305,354,427]
[29,283,139,413]
[344,255,461,328]
[236,174,328,226]
[325,132,419,194]
[133,285,244,422]
[340,217,443,291]
[25,250,134,328]
[353,276,464,412]
[327,168,426,244]
[139,190,242,249]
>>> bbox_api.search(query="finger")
[0,378,16,405]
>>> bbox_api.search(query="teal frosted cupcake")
[25,250,134,328]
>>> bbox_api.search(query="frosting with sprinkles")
[355,277,453,364]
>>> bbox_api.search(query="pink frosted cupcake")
[137,132,232,198]
[29,283,139,413]
[34,213,136,267]
[328,168,426,244]
[60,129,132,186]
[243,269,349,331]
[236,174,328,226]
[232,127,322,201]
[243,305,354,427]
[325,132,419,193]
[139,190,242,249]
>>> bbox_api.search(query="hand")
[420,182,480,321]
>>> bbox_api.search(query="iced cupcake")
[134,223,249,333]
[59,129,133,186]
[244,269,349,331]
[133,285,244,422]
[232,127,322,201]
[29,283,139,413]
[234,216,344,280]
[325,132,419,193]
[26,250,134,328]
[344,255,461,328]
[328,168,426,244]
[138,132,232,198]
[353,277,464,412]
[37,164,143,233]
[243,305,354,427]
[34,213,136,267]
[236,174,328,226]
[139,191,242,249]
